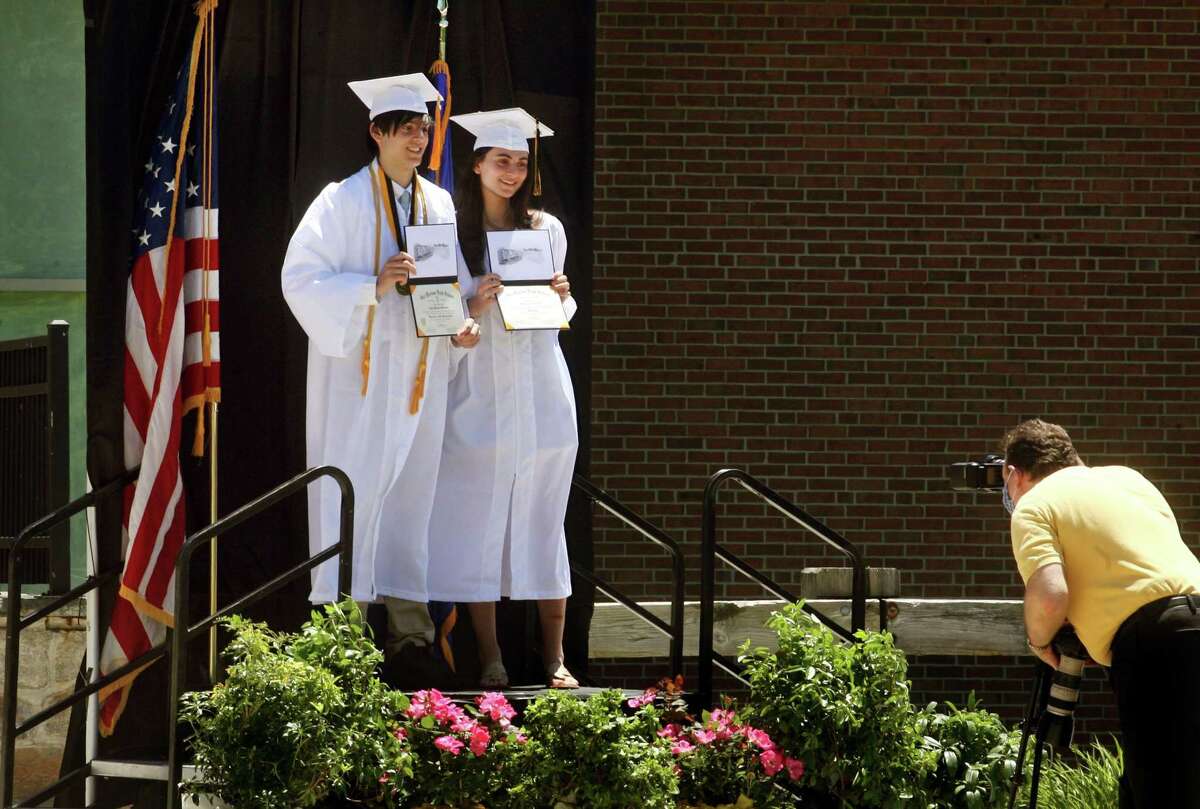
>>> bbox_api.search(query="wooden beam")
[588,599,1027,659]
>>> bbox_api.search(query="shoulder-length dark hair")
[455,147,543,277]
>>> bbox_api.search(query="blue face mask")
[1002,483,1016,516]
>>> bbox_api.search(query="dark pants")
[1110,593,1200,808]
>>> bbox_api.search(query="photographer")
[1001,419,1200,808]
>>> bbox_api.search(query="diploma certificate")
[410,281,465,337]
[496,284,569,331]
[486,229,569,331]
[406,222,465,337]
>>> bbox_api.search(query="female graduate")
[425,108,578,689]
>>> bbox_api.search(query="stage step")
[442,684,642,704]
[88,759,201,782]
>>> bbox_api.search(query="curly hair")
[1000,419,1082,480]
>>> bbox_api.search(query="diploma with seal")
[486,228,570,331]
[405,222,466,337]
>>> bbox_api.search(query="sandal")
[546,662,579,689]
[479,658,509,689]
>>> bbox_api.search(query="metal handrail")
[699,468,868,706]
[1,465,139,808]
[164,465,354,809]
[570,475,685,679]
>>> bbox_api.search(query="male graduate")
[281,73,478,683]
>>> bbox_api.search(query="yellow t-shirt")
[1011,465,1200,666]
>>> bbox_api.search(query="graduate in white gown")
[426,108,579,689]
[281,73,479,666]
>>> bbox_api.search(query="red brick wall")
[589,0,1199,734]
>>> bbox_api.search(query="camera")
[949,453,1004,492]
[1039,625,1089,751]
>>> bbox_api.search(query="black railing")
[570,475,685,680]
[1,465,140,808]
[165,465,354,809]
[0,465,353,809]
[0,321,70,594]
[699,468,867,706]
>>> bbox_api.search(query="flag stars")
[149,202,165,218]
[187,144,196,157]
[153,165,162,178]
[164,178,177,193]
[187,182,200,198]
[161,138,177,154]
[144,160,155,173]
[138,230,151,246]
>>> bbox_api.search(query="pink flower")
[692,728,716,745]
[393,727,407,740]
[709,708,735,728]
[477,692,517,723]
[379,774,390,784]
[469,725,491,756]
[746,727,776,751]
[709,709,737,741]
[671,739,695,756]
[451,715,478,734]
[434,735,464,755]
[627,687,658,709]
[759,749,784,776]
[658,723,683,739]
[786,757,805,781]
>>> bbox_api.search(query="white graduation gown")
[426,212,578,602]
[281,164,468,603]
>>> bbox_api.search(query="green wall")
[0,1,86,280]
[0,2,88,584]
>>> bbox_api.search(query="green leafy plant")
[287,600,412,806]
[1017,739,1122,809]
[915,695,1021,809]
[179,615,351,809]
[665,705,805,809]
[397,689,525,808]
[496,689,679,809]
[634,678,803,809]
[739,602,930,809]
[180,601,412,809]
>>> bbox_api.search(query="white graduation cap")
[347,73,442,120]
[450,107,554,152]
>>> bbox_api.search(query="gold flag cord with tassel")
[191,0,220,457]
[157,0,218,339]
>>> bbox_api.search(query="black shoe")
[381,643,462,691]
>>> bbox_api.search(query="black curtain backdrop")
[80,2,593,805]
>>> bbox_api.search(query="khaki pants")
[358,597,435,659]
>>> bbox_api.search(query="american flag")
[98,32,220,735]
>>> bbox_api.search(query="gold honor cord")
[363,162,432,413]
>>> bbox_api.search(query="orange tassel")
[533,118,542,198]
[408,339,430,414]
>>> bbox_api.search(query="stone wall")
[0,595,86,803]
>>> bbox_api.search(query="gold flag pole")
[196,0,221,685]
[208,402,219,682]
